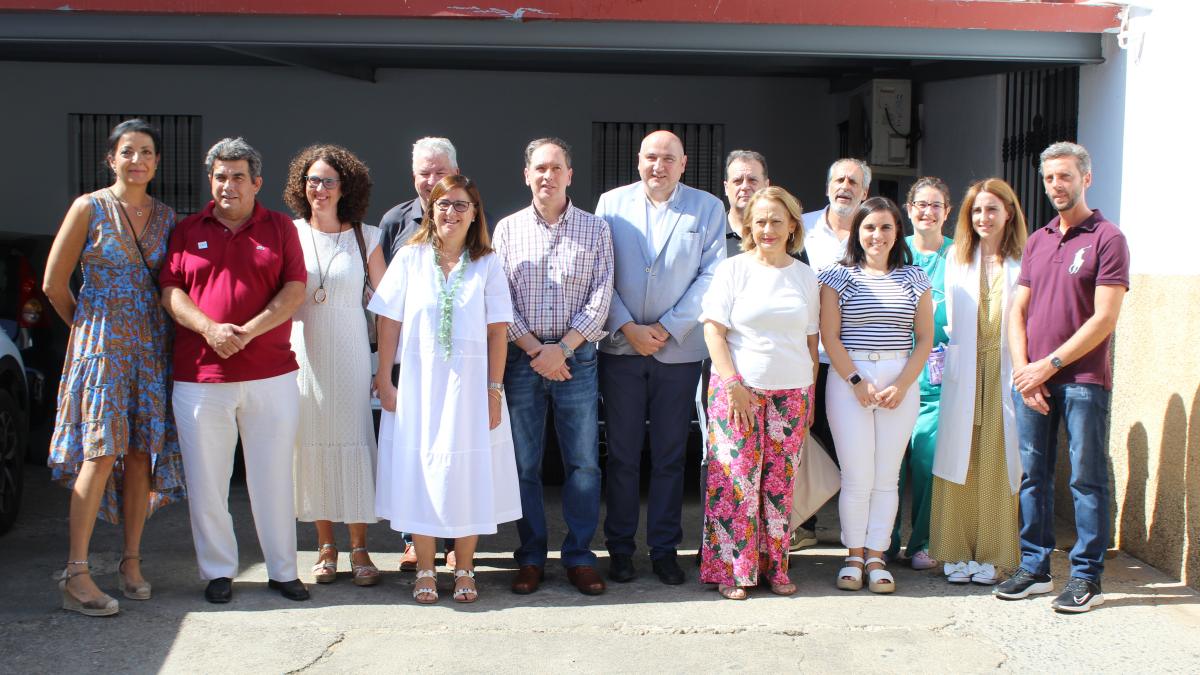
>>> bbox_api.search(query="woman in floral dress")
[43,118,186,616]
[698,186,819,600]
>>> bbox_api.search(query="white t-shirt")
[699,255,820,390]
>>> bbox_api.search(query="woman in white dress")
[283,145,387,586]
[370,174,519,604]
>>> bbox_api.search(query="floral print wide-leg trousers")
[700,378,811,587]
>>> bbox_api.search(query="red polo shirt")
[1018,209,1129,390]
[160,201,307,383]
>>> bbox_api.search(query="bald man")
[594,130,725,585]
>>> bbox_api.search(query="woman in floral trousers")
[698,186,820,600]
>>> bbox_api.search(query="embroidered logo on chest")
[1068,245,1091,275]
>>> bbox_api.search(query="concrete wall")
[1079,7,1200,589]
[0,61,841,235]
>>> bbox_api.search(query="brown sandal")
[350,546,380,587]
[718,584,748,600]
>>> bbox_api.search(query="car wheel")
[0,389,27,535]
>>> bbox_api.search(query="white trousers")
[826,358,919,551]
[174,372,300,581]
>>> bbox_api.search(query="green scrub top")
[906,234,952,394]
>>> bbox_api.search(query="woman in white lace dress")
[283,145,387,586]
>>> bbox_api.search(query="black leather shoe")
[608,553,636,583]
[204,577,233,604]
[268,578,310,601]
[652,553,686,585]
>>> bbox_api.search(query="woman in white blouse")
[818,197,934,593]
[698,186,820,600]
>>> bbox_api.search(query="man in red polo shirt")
[160,137,309,604]
[995,141,1130,614]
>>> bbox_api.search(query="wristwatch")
[847,371,863,386]
[1050,355,1064,369]
[487,382,505,393]
[558,342,575,359]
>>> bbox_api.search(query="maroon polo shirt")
[160,201,307,383]
[1018,208,1129,390]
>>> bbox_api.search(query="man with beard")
[996,141,1129,614]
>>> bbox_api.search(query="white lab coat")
[931,247,1023,494]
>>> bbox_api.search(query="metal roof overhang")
[0,10,1110,85]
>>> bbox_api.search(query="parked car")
[0,324,30,536]
[0,235,60,461]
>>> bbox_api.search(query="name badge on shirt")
[197,241,208,250]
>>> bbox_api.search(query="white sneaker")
[910,550,937,570]
[970,562,998,585]
[944,561,971,584]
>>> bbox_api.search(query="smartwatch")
[558,342,575,359]
[1050,355,1064,369]
[847,371,863,386]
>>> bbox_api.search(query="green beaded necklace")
[433,246,469,360]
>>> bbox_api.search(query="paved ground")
[2,463,1199,674]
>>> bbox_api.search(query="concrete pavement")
[2,463,1199,673]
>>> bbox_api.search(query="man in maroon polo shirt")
[995,141,1130,614]
[160,137,310,604]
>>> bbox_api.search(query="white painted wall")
[1091,2,1200,276]
[0,62,839,236]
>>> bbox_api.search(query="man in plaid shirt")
[492,137,615,596]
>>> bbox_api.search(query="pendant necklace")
[308,222,344,304]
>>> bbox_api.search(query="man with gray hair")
[379,136,459,264]
[997,141,1129,613]
[160,137,309,603]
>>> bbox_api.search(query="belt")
[847,350,909,362]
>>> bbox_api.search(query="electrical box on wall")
[847,79,912,167]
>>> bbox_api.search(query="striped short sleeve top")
[818,263,931,352]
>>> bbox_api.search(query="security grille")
[592,122,724,198]
[69,113,204,215]
[1001,67,1080,232]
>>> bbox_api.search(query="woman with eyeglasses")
[885,177,954,572]
[283,145,388,587]
[371,175,519,604]
[43,118,186,616]
[928,179,1027,586]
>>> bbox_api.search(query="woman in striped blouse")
[818,196,934,593]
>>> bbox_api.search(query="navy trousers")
[600,352,701,559]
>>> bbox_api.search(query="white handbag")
[789,434,841,530]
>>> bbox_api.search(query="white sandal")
[836,556,865,591]
[452,569,477,603]
[413,569,438,604]
[865,557,895,594]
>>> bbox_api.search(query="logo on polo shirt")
[1069,245,1091,275]
[197,241,208,250]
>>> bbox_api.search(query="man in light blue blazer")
[595,130,726,585]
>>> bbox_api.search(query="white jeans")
[174,372,300,581]
[826,358,919,551]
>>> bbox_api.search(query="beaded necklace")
[433,246,469,360]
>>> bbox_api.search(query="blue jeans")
[505,342,602,568]
[1012,382,1111,582]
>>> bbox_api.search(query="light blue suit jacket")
[594,181,726,363]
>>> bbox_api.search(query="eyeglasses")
[909,201,946,212]
[434,199,473,213]
[304,176,340,189]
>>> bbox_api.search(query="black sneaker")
[1051,577,1104,613]
[993,568,1054,600]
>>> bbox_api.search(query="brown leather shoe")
[511,565,544,594]
[399,544,418,572]
[567,565,607,596]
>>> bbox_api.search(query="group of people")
[43,118,1128,617]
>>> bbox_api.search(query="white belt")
[847,350,909,362]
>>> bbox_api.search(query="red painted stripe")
[0,0,1122,34]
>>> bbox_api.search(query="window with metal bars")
[591,122,725,198]
[1001,67,1079,232]
[69,113,205,215]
